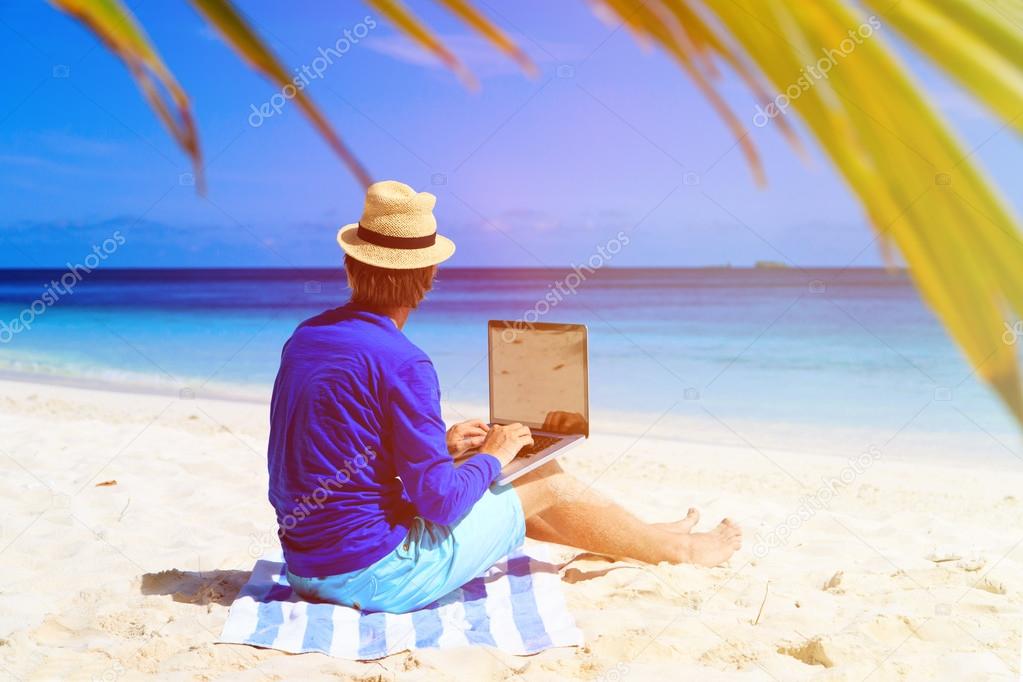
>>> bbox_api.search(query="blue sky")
[0,1,1020,268]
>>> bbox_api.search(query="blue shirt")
[267,304,502,578]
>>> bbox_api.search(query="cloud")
[0,153,106,177]
[0,131,129,178]
[456,207,646,235]
[196,23,223,43]
[32,130,123,157]
[0,216,345,268]
[364,32,585,79]
[499,208,561,232]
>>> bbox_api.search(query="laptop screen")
[488,321,589,437]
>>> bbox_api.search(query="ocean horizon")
[1,266,1018,463]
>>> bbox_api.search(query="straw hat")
[337,180,455,269]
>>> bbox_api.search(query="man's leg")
[523,514,568,545]
[512,460,742,566]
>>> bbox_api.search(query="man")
[268,180,742,614]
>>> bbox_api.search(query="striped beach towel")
[218,545,583,659]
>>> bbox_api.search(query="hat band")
[357,223,436,249]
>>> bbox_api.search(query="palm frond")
[49,0,204,189]
[601,0,767,183]
[691,0,1023,419]
[364,0,478,88]
[861,0,1023,134]
[189,0,371,187]
[434,0,537,75]
[654,0,806,157]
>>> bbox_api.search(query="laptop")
[488,320,589,485]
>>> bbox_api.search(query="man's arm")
[388,358,501,525]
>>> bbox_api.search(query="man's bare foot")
[654,507,700,534]
[667,518,742,566]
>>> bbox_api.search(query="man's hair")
[344,254,437,309]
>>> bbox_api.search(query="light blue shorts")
[287,486,526,614]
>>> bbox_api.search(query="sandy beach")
[1,376,1021,681]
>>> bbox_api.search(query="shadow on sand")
[141,569,251,606]
[559,552,642,584]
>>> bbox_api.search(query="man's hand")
[479,423,533,468]
[542,410,588,435]
[446,419,489,459]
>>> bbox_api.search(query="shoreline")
[0,367,271,405]
[3,367,1019,472]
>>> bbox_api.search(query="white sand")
[1,377,1021,680]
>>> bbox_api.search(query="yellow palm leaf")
[48,0,204,189]
[364,0,479,88]
[653,0,806,156]
[434,0,537,75]
[694,0,1023,419]
[601,0,767,182]
[864,0,1023,132]
[189,0,371,187]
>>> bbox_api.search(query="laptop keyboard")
[516,433,562,459]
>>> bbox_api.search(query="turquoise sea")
[0,267,1018,461]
